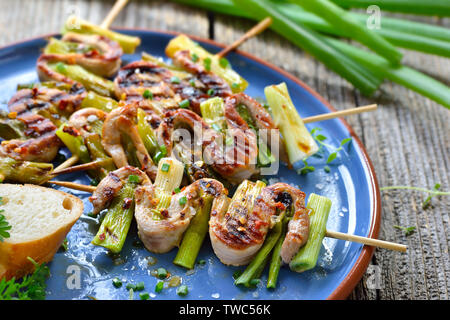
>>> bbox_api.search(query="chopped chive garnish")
[155,281,164,293]
[135,281,145,291]
[231,83,239,90]
[161,163,170,172]
[191,53,199,62]
[128,174,140,183]
[55,62,67,73]
[170,76,180,84]
[179,196,187,206]
[174,187,181,194]
[143,89,153,100]
[249,279,260,286]
[177,285,189,297]
[157,268,168,279]
[219,57,229,68]
[112,277,122,288]
[203,58,211,71]
[126,283,136,290]
[197,259,206,265]
[178,99,190,109]
[207,88,215,96]
[153,151,164,164]
[324,166,331,173]
[189,79,196,87]
[139,292,150,300]
[159,144,167,156]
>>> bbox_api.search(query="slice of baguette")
[0,184,83,280]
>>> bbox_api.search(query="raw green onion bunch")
[172,0,450,109]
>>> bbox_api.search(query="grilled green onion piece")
[63,16,140,54]
[165,34,248,93]
[264,82,319,165]
[289,193,332,272]
[91,182,135,253]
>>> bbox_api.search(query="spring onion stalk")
[154,158,185,193]
[231,0,382,96]
[0,116,25,140]
[84,134,116,179]
[325,37,450,109]
[122,134,141,168]
[63,16,141,54]
[80,91,118,113]
[0,157,53,184]
[235,211,284,287]
[278,3,450,58]
[331,0,450,17]
[289,193,332,272]
[173,0,450,57]
[165,34,248,93]
[142,52,191,80]
[291,0,402,64]
[235,103,276,167]
[48,62,115,97]
[200,97,227,133]
[200,97,275,167]
[44,37,95,55]
[267,216,289,289]
[55,123,91,164]
[264,82,319,165]
[173,193,214,269]
[137,108,159,157]
[91,182,135,253]
[148,158,185,220]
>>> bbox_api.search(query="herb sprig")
[0,257,50,300]
[394,225,416,236]
[298,128,352,175]
[380,184,449,209]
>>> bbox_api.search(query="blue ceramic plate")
[0,30,380,300]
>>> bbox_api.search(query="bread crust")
[0,184,83,280]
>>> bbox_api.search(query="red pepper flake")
[122,198,133,209]
[99,233,106,241]
[160,209,169,218]
[275,202,286,211]
[62,125,81,137]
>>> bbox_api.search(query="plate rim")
[0,29,381,300]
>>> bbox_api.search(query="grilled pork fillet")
[89,166,151,215]
[158,108,258,184]
[209,182,309,266]
[134,178,226,253]
[101,102,158,180]
[170,50,232,114]
[58,32,123,77]
[0,85,86,162]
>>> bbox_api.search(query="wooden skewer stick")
[52,159,113,176]
[47,180,407,252]
[54,0,130,172]
[326,230,407,252]
[216,17,273,58]
[53,154,80,172]
[100,0,129,29]
[303,104,377,124]
[49,180,96,193]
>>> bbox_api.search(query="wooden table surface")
[0,0,448,300]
